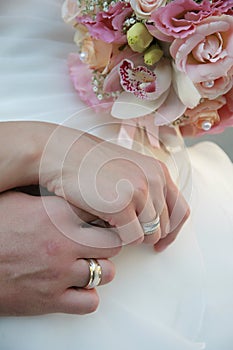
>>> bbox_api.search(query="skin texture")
[0,121,189,315]
[42,124,189,247]
[0,191,121,316]
[0,121,189,247]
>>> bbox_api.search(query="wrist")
[38,123,98,198]
[0,121,60,192]
[0,122,42,191]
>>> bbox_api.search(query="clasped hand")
[40,124,189,250]
[0,121,190,316]
[0,191,120,316]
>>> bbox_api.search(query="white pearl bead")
[129,18,136,24]
[79,52,88,61]
[202,121,212,131]
[202,80,214,88]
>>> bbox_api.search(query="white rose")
[62,0,82,24]
[130,0,167,19]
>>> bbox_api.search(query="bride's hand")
[39,124,190,248]
[0,121,189,250]
[0,191,121,316]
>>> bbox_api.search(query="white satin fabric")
[1,1,233,349]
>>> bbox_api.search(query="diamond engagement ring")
[85,259,102,289]
[141,216,160,236]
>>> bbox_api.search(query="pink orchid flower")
[110,57,201,125]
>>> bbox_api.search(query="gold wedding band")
[141,216,160,236]
[85,259,102,289]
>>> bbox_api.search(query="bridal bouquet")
[62,0,233,136]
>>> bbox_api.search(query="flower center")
[192,33,226,63]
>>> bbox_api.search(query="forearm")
[0,121,97,193]
[0,121,48,191]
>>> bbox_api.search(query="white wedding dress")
[1,1,233,349]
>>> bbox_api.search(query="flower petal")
[152,57,172,99]
[119,59,157,99]
[111,90,169,119]
[154,86,187,125]
[172,62,201,108]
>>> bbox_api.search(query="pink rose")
[68,53,113,112]
[195,67,233,100]
[78,2,133,44]
[170,15,233,84]
[148,0,214,42]
[210,0,233,16]
[130,0,166,19]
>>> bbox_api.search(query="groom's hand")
[0,191,121,316]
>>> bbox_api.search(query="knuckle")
[45,239,63,257]
[38,285,56,299]
[134,181,148,201]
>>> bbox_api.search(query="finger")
[71,224,122,257]
[56,288,99,315]
[69,259,115,288]
[143,202,170,245]
[69,203,98,223]
[155,185,190,251]
[154,172,190,252]
[166,181,189,234]
[137,196,161,245]
[143,227,161,245]
[154,207,190,252]
[161,163,189,233]
[41,196,122,253]
[159,204,170,239]
[109,208,144,246]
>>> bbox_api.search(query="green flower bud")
[144,44,163,66]
[127,22,153,53]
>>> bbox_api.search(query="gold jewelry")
[85,259,102,289]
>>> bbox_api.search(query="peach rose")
[130,0,166,19]
[180,96,226,136]
[170,15,233,84]
[79,37,112,71]
[185,96,226,122]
